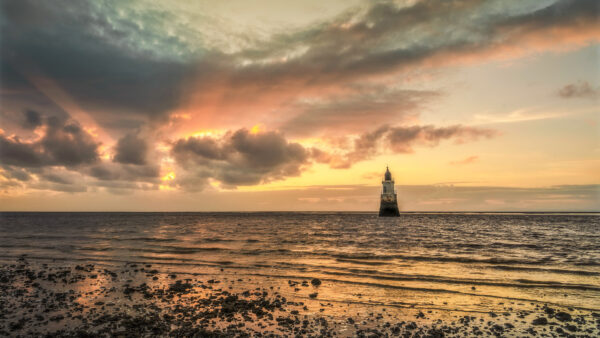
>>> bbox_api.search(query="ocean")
[1,212,599,336]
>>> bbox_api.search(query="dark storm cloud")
[558,81,599,99]
[22,110,42,130]
[113,133,148,165]
[0,113,99,168]
[172,129,309,187]
[0,0,192,125]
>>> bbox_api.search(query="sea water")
[1,212,598,313]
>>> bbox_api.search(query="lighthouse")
[379,166,400,217]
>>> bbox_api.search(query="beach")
[1,212,599,336]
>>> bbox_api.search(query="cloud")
[170,124,497,188]
[41,116,100,167]
[171,0,599,136]
[41,172,75,185]
[0,111,99,167]
[0,165,90,193]
[0,160,161,194]
[474,108,567,124]
[113,133,148,165]
[232,0,598,90]
[322,125,497,169]
[30,180,88,193]
[558,81,599,99]
[0,134,45,168]
[387,125,496,152]
[0,166,31,182]
[2,0,598,138]
[281,86,436,136]
[337,125,392,168]
[449,155,479,165]
[87,163,160,182]
[0,111,158,193]
[171,128,309,187]
[22,109,42,130]
[1,0,193,127]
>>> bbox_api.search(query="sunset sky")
[1,0,598,211]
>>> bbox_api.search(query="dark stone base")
[379,200,400,217]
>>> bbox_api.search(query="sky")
[0,0,598,211]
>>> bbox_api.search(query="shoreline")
[2,258,598,337]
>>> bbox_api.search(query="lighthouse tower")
[379,166,400,217]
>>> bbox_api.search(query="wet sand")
[2,256,599,337]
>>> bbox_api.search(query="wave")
[242,272,600,311]
[490,265,600,276]
[574,261,600,266]
[3,240,597,275]
[329,252,555,265]
[203,237,235,243]
[123,237,176,243]
[489,242,543,249]
[336,258,389,266]
[219,248,294,256]
[0,253,240,269]
[0,243,37,249]
[322,270,600,292]
[77,247,112,252]
[129,246,227,254]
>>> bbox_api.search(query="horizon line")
[1,210,598,214]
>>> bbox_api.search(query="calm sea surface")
[1,212,599,313]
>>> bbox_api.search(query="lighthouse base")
[379,200,400,217]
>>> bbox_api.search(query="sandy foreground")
[1,257,599,337]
